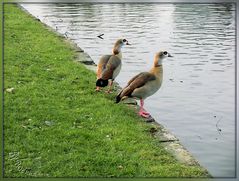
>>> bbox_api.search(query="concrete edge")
[18,4,211,176]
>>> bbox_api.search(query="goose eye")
[123,39,127,42]
[163,51,168,55]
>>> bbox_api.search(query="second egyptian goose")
[116,51,173,118]
[96,38,130,93]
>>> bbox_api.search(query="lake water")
[21,3,236,177]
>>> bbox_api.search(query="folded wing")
[101,55,121,80]
[116,72,156,102]
[97,55,111,79]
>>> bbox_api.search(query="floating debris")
[215,116,222,134]
[197,135,202,140]
[97,33,104,39]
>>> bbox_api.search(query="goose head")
[113,38,130,55]
[154,51,173,67]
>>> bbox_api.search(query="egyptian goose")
[116,51,173,118]
[96,38,130,93]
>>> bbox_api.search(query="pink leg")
[106,81,113,94]
[95,86,101,92]
[138,99,150,118]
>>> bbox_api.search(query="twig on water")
[216,116,222,135]
[97,33,104,39]
[197,135,202,140]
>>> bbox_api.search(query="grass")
[3,4,210,177]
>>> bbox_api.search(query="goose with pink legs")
[116,51,173,118]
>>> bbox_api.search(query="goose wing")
[97,55,112,79]
[119,72,156,97]
[101,55,121,80]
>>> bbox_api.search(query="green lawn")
[3,4,210,177]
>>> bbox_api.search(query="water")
[21,3,236,177]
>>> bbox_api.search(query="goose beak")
[168,53,173,57]
[126,41,131,45]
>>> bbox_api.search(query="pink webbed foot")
[95,87,101,92]
[105,81,113,94]
[141,108,150,115]
[138,111,151,118]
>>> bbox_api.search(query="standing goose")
[116,51,173,118]
[96,38,130,93]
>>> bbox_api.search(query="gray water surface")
[21,3,236,177]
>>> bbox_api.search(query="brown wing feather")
[127,72,144,85]
[97,55,111,78]
[119,72,156,98]
[101,55,121,80]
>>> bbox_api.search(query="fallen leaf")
[6,87,15,93]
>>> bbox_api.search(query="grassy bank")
[4,4,209,177]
